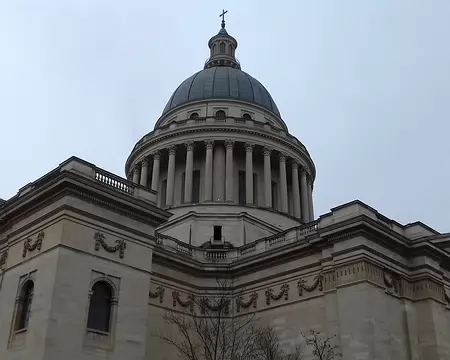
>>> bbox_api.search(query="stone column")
[307,175,315,221]
[245,142,254,205]
[150,151,160,192]
[213,142,225,202]
[166,145,176,207]
[291,161,301,219]
[279,153,288,213]
[225,140,235,203]
[184,141,195,203]
[132,164,140,184]
[263,147,272,208]
[300,168,309,222]
[204,140,214,202]
[139,158,148,187]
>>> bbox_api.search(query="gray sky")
[1,0,449,232]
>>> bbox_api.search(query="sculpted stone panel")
[22,231,44,258]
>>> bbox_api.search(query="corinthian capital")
[278,153,287,163]
[152,150,161,161]
[185,141,195,152]
[205,139,215,149]
[225,139,235,150]
[244,142,254,152]
[168,145,177,156]
[133,164,140,174]
[263,147,272,157]
[141,157,149,167]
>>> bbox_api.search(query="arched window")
[242,113,252,120]
[215,110,226,119]
[189,112,199,120]
[212,44,216,55]
[87,281,113,333]
[15,280,34,331]
[220,42,225,54]
[228,44,233,55]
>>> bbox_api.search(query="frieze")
[265,284,289,305]
[149,286,165,303]
[200,297,230,315]
[236,292,258,312]
[172,291,194,312]
[22,231,44,258]
[94,231,126,259]
[297,273,323,296]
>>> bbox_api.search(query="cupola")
[204,10,240,70]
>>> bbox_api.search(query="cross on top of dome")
[205,10,240,70]
[219,9,228,28]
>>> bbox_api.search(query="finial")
[219,9,228,29]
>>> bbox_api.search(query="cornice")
[125,125,316,179]
[0,171,170,240]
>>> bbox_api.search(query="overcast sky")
[1,1,449,232]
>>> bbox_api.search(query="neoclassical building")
[1,19,450,360]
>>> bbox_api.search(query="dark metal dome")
[162,67,281,117]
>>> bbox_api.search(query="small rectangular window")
[213,226,222,241]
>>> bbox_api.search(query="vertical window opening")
[271,181,278,210]
[253,173,258,206]
[87,281,112,333]
[213,226,222,241]
[161,180,167,207]
[15,280,34,331]
[192,170,200,203]
[238,171,246,205]
[181,172,186,203]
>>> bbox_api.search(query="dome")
[162,67,281,118]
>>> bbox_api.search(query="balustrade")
[154,220,319,263]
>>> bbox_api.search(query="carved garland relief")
[22,231,44,258]
[94,231,126,259]
[297,274,323,296]
[265,284,289,305]
[236,292,258,312]
[149,286,165,303]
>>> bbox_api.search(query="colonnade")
[130,140,315,222]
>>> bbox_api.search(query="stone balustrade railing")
[95,168,135,194]
[132,116,309,155]
[154,221,319,263]
[56,157,158,203]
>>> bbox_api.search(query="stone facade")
[1,21,450,360]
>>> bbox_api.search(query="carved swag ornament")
[94,231,126,259]
[200,297,230,315]
[172,291,195,312]
[22,231,44,258]
[265,284,289,305]
[149,286,165,303]
[236,292,258,312]
[297,274,323,296]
